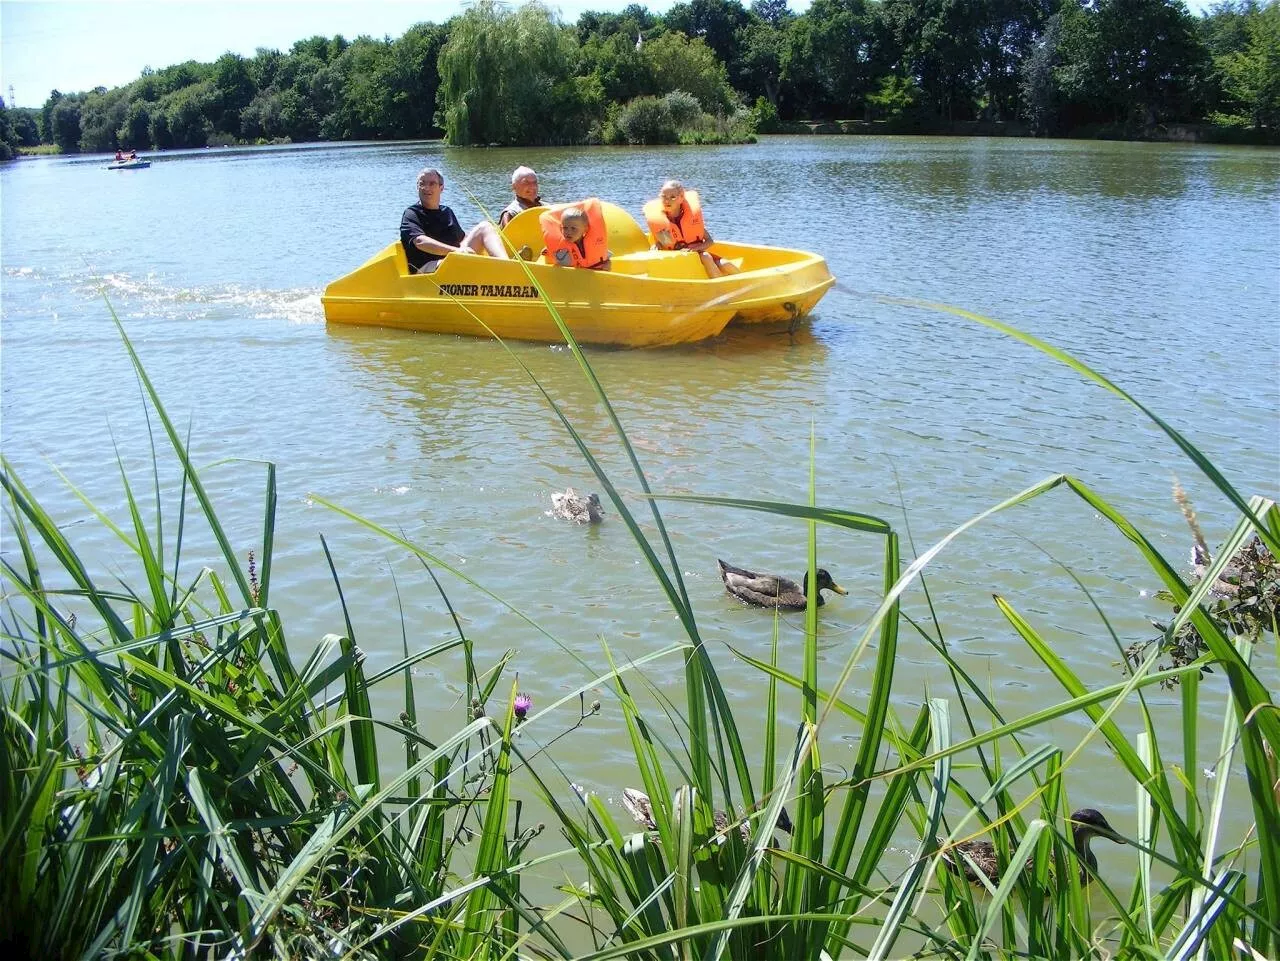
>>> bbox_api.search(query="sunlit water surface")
[3,137,1278,903]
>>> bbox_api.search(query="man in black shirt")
[400,167,509,274]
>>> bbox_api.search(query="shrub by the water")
[609,95,677,144]
[605,89,756,145]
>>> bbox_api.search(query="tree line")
[2,0,1277,159]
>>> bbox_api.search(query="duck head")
[803,568,847,597]
[1070,808,1125,846]
[1070,807,1125,878]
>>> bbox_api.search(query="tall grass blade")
[963,819,1048,961]
[106,307,256,604]
[708,723,813,961]
[1169,870,1246,961]
[867,698,951,961]
[334,634,379,791]
[1192,635,1250,961]
[1137,731,1156,942]
[459,688,517,959]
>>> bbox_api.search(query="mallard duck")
[717,559,846,610]
[549,488,603,524]
[621,787,794,844]
[941,808,1125,887]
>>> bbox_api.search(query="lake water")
[2,137,1278,888]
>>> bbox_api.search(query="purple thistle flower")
[514,693,532,720]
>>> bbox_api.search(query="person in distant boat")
[499,165,543,228]
[114,149,125,162]
[643,179,739,278]
[128,149,137,160]
[400,167,510,275]
[540,200,611,271]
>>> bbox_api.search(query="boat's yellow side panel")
[322,202,836,347]
[708,241,837,323]
[323,244,736,347]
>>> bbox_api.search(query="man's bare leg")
[462,222,510,258]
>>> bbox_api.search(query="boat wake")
[89,272,325,325]
[3,265,324,326]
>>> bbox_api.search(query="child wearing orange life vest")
[540,200,612,271]
[643,180,740,278]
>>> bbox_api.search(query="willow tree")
[437,0,600,145]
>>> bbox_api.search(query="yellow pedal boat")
[321,202,834,348]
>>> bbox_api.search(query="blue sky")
[2,0,1213,110]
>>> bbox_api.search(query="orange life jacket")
[643,190,706,249]
[540,199,609,268]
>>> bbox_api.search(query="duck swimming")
[941,807,1125,887]
[549,488,603,524]
[717,559,846,610]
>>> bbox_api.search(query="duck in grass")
[717,559,847,610]
[621,787,794,845]
[548,488,603,524]
[940,808,1126,887]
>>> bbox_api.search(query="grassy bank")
[771,119,1280,145]
[15,144,62,156]
[2,289,1276,958]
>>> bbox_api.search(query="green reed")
[1,283,1276,958]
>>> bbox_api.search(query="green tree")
[879,0,986,121]
[148,109,173,148]
[735,17,787,106]
[152,61,208,96]
[1056,0,1209,126]
[7,107,41,146]
[577,4,658,44]
[241,88,283,139]
[664,0,751,66]
[612,94,679,142]
[41,90,64,144]
[640,30,738,111]
[212,52,257,135]
[78,86,128,152]
[752,0,794,27]
[389,24,449,137]
[976,0,1056,120]
[438,1,599,145]
[781,0,886,119]
[50,97,83,152]
[117,100,153,148]
[1021,11,1062,132]
[1213,0,1280,126]
[160,81,217,146]
[581,30,654,104]
[248,48,284,90]
[0,101,19,160]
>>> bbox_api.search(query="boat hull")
[107,160,150,169]
[322,203,834,347]
[705,240,836,324]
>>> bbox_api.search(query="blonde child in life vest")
[540,200,612,271]
[643,180,739,278]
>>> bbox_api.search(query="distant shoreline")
[16,124,1280,164]
[775,119,1280,146]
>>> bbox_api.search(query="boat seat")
[501,201,652,259]
[611,249,713,280]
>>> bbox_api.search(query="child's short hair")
[561,206,588,227]
[660,179,685,196]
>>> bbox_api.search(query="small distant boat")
[107,158,150,170]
